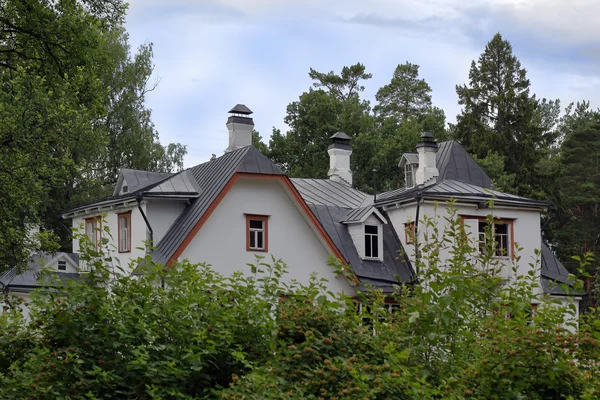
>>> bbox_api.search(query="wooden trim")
[459,215,515,259]
[117,211,132,253]
[168,173,349,267]
[246,214,269,252]
[404,221,415,244]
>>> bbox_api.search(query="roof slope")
[292,178,414,292]
[153,146,284,264]
[377,140,507,205]
[310,204,414,292]
[540,243,580,295]
[121,169,174,193]
[145,170,199,196]
[291,178,372,208]
[0,253,81,290]
[376,179,549,207]
[436,141,493,188]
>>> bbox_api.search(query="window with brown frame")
[460,216,514,258]
[478,220,512,258]
[405,221,416,244]
[84,217,101,249]
[118,212,132,253]
[246,215,269,252]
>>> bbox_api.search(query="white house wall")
[146,199,187,244]
[179,177,355,295]
[387,202,542,286]
[71,204,148,275]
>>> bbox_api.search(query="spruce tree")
[454,33,559,197]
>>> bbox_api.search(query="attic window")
[364,225,379,258]
[57,260,67,271]
[122,185,129,193]
[405,164,414,188]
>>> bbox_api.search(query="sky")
[125,0,600,168]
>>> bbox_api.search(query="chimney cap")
[421,131,434,140]
[416,131,437,149]
[330,131,351,141]
[228,104,253,115]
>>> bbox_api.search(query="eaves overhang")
[377,192,550,211]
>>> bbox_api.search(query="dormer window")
[364,225,379,258]
[405,164,414,188]
[57,260,67,271]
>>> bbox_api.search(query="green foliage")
[269,62,448,192]
[0,1,186,272]
[374,62,445,132]
[453,33,560,198]
[269,65,374,183]
[2,211,598,399]
[308,63,372,101]
[471,152,516,193]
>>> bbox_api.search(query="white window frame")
[405,164,414,188]
[364,224,380,259]
[57,260,67,271]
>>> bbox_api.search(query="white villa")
[1,104,579,320]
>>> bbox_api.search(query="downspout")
[136,195,164,288]
[414,191,423,276]
[136,195,153,251]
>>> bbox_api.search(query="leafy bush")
[1,207,599,399]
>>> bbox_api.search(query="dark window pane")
[250,232,256,248]
[365,225,378,234]
[495,223,508,235]
[372,236,379,258]
[250,220,263,229]
[257,232,263,249]
[479,221,488,233]
[365,235,371,257]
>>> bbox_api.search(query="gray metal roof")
[228,104,253,114]
[402,153,419,165]
[399,141,493,188]
[540,243,580,295]
[310,204,414,292]
[436,141,493,188]
[145,170,200,196]
[122,169,174,193]
[291,178,372,208]
[340,206,383,224]
[376,179,549,208]
[64,170,190,215]
[341,206,372,223]
[0,253,81,291]
[153,146,284,263]
[331,131,351,140]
